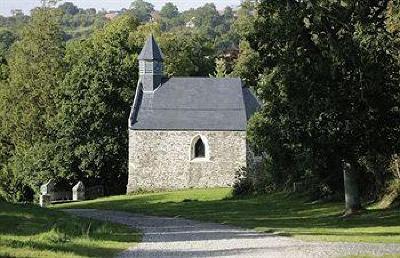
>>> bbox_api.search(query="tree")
[160,2,179,19]
[11,9,24,17]
[59,2,79,15]
[250,0,400,213]
[182,3,221,39]
[0,30,17,81]
[0,5,65,201]
[56,14,140,194]
[158,31,215,76]
[223,7,234,21]
[159,3,184,31]
[130,0,154,22]
[232,0,257,40]
[387,0,400,33]
[231,40,260,87]
[213,58,227,78]
[0,30,17,53]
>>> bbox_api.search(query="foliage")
[232,166,272,196]
[0,6,65,201]
[55,14,140,195]
[183,3,221,34]
[159,2,184,31]
[0,29,17,53]
[232,168,254,196]
[0,11,30,30]
[0,2,105,41]
[387,0,400,33]
[248,0,400,202]
[59,2,79,15]
[160,2,179,19]
[232,0,257,40]
[56,188,400,243]
[59,4,106,41]
[181,3,238,54]
[0,201,140,257]
[213,58,228,78]
[158,31,215,76]
[130,0,155,23]
[231,40,260,86]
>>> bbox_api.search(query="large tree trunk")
[343,160,362,215]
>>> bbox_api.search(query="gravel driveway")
[65,209,400,258]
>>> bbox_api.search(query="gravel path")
[65,209,400,258]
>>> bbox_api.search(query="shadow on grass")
[0,238,127,258]
[55,189,400,242]
[0,201,140,257]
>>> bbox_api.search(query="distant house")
[185,17,196,28]
[127,35,260,193]
[104,11,120,20]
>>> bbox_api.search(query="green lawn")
[0,201,140,258]
[55,188,400,243]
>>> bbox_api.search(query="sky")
[0,0,241,16]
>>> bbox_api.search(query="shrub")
[232,159,274,196]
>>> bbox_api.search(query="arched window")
[194,138,205,158]
[190,135,209,161]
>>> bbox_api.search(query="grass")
[0,201,140,258]
[55,188,400,244]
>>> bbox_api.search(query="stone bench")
[39,180,86,207]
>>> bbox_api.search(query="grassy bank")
[0,201,140,258]
[55,188,400,243]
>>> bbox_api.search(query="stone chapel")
[127,35,260,193]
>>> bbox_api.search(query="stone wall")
[127,130,247,193]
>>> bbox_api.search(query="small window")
[145,61,153,73]
[194,138,205,158]
[190,135,209,161]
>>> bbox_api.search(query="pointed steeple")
[138,35,164,92]
[138,34,164,61]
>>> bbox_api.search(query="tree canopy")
[0,6,65,201]
[130,0,155,22]
[248,0,400,211]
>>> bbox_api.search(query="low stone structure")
[39,180,89,206]
[40,179,55,196]
[39,179,55,207]
[39,194,51,207]
[73,181,85,201]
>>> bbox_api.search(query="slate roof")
[138,35,164,61]
[129,77,260,131]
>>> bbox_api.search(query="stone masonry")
[127,130,247,192]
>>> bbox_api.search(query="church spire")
[138,35,164,92]
[138,34,164,61]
